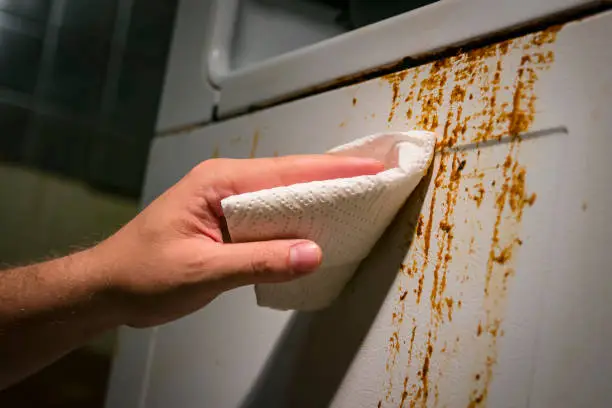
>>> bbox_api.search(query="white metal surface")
[155,0,217,132]
[215,0,606,117]
[108,10,612,408]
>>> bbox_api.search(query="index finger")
[214,154,384,198]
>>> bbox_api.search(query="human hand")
[94,155,383,327]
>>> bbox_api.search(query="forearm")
[0,248,120,390]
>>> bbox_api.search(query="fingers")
[207,155,384,198]
[208,240,322,288]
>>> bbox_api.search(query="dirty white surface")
[107,11,612,408]
[215,0,606,117]
[155,0,217,132]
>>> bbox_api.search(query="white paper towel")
[221,131,436,310]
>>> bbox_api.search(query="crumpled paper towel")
[221,131,436,310]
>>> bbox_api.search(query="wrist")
[68,246,126,330]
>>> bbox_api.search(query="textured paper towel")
[221,131,436,310]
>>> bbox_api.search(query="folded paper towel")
[221,131,436,310]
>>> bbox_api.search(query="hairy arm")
[0,249,118,389]
[0,155,383,390]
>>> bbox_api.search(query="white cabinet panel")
[216,0,607,117]
[114,10,612,408]
[155,0,218,133]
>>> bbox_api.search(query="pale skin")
[0,155,383,390]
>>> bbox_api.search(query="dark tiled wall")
[0,0,178,197]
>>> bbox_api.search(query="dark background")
[0,0,178,198]
[0,0,178,406]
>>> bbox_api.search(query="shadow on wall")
[241,170,432,408]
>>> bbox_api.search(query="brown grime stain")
[446,297,454,321]
[379,24,562,408]
[439,221,453,233]
[419,338,433,404]
[400,389,409,408]
[526,193,537,206]
[416,272,425,304]
[384,71,408,122]
[273,151,279,157]
[416,215,424,237]
[210,145,220,159]
[399,323,418,407]
[472,26,561,408]
[471,183,486,207]
[492,245,512,264]
[249,132,260,158]
[352,97,357,106]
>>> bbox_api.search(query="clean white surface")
[155,0,217,132]
[216,0,605,117]
[107,10,612,408]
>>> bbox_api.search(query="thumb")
[211,240,322,288]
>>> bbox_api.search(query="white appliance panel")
[107,10,612,408]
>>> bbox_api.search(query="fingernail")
[290,242,322,273]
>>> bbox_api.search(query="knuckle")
[188,158,235,184]
[249,250,279,277]
[191,159,221,175]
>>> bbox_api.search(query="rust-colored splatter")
[416,215,424,237]
[492,244,511,264]
[383,283,409,401]
[416,271,425,304]
[399,323,418,408]
[378,24,561,408]
[399,380,409,408]
[250,131,260,158]
[445,297,454,321]
[417,334,434,404]
[416,58,451,132]
[470,183,486,207]
[439,221,453,233]
[384,71,408,122]
[468,25,560,408]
